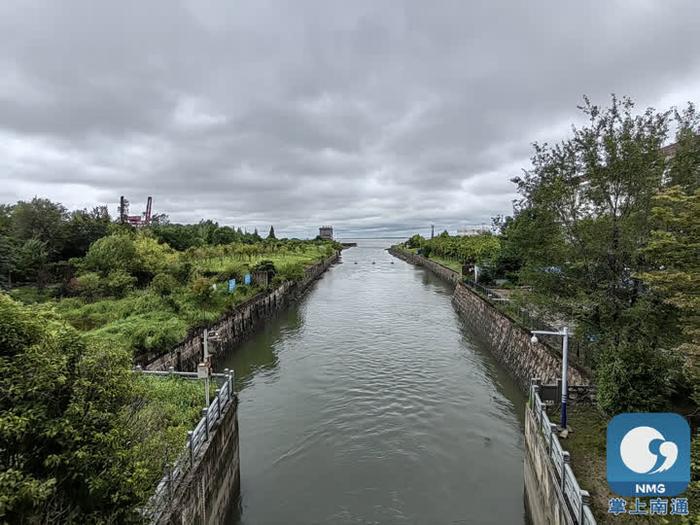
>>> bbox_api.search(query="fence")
[462,279,594,369]
[134,366,236,523]
[530,382,596,525]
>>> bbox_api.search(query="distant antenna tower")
[431,224,435,239]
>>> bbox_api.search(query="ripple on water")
[217,241,526,525]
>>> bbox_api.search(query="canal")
[217,239,527,524]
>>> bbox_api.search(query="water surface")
[217,239,526,524]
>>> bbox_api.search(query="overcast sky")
[1,1,699,238]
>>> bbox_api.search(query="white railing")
[530,383,596,525]
[136,367,235,523]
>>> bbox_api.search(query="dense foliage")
[1,205,338,358]
[0,295,206,523]
[403,97,699,414]
[0,201,340,520]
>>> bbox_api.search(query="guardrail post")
[168,366,175,376]
[187,431,194,465]
[167,463,173,502]
[224,369,232,401]
[135,365,143,373]
[549,423,557,451]
[580,490,590,523]
[562,451,570,491]
[202,408,209,441]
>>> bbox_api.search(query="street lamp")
[530,326,570,430]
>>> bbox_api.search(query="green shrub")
[105,270,137,298]
[277,261,305,282]
[189,276,214,304]
[83,233,137,276]
[596,342,677,414]
[76,272,103,301]
[251,259,276,275]
[150,273,178,296]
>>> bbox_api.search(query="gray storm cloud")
[1,0,699,238]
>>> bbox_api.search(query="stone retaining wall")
[143,252,339,372]
[387,247,461,285]
[452,282,589,390]
[388,247,590,391]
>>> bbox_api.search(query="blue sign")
[228,279,236,292]
[607,413,690,497]
[244,273,251,285]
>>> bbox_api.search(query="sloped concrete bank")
[387,247,589,391]
[143,252,340,372]
[388,247,461,285]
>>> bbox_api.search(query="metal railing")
[135,367,235,523]
[530,383,596,525]
[462,279,507,301]
[462,279,594,369]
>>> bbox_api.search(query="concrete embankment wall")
[143,252,339,372]
[387,247,589,391]
[158,397,240,525]
[388,247,462,285]
[524,405,575,525]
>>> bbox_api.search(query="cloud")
[1,0,699,238]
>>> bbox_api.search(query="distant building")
[456,226,489,237]
[319,226,334,240]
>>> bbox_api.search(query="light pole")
[530,326,570,430]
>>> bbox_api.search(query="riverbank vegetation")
[0,203,339,358]
[399,97,699,522]
[0,295,209,522]
[402,97,699,417]
[0,205,339,520]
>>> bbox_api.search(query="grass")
[562,404,699,524]
[393,245,463,274]
[123,375,211,503]
[16,244,335,358]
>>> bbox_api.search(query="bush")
[150,273,178,296]
[406,234,424,249]
[596,342,677,415]
[83,233,137,276]
[76,272,103,301]
[189,276,214,304]
[105,270,137,298]
[132,235,175,278]
[277,262,305,282]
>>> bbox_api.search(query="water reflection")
[215,239,526,525]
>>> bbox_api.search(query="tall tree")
[61,206,111,260]
[638,105,700,402]
[268,225,276,239]
[510,96,687,413]
[10,198,68,258]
